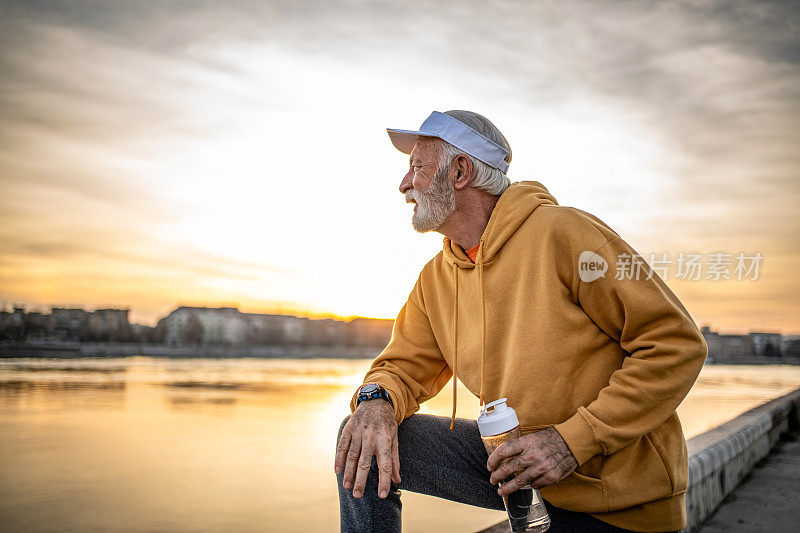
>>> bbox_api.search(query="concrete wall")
[682,387,800,532]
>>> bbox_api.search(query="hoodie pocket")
[540,469,609,513]
[646,415,689,495]
[597,434,675,510]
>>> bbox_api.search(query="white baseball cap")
[387,111,510,174]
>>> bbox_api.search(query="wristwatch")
[356,383,393,408]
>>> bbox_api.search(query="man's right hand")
[335,399,401,499]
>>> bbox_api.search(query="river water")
[1,357,799,532]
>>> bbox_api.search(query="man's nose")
[399,169,413,195]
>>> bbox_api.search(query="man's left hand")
[486,427,578,496]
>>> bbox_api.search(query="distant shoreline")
[2,341,800,364]
[0,341,381,359]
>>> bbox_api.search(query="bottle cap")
[477,398,520,437]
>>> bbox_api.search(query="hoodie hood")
[443,180,559,268]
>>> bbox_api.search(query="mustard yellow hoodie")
[351,181,707,532]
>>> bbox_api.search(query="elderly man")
[334,110,707,532]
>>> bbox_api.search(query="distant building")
[701,326,784,359]
[160,306,247,346]
[50,308,90,341]
[347,317,393,347]
[0,305,134,343]
[749,331,783,357]
[0,307,26,341]
[89,309,134,342]
[156,306,394,348]
[241,313,297,345]
[23,311,50,340]
[783,335,800,357]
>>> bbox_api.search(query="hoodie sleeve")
[350,279,453,425]
[553,234,708,467]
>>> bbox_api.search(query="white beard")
[406,162,456,233]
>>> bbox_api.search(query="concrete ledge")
[682,387,800,532]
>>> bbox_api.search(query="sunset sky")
[1,1,798,333]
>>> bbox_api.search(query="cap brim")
[387,128,439,154]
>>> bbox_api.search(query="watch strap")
[356,384,393,408]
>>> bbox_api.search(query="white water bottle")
[478,398,551,533]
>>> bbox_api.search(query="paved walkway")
[698,429,800,533]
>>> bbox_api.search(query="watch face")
[360,384,379,394]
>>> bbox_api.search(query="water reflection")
[7,365,127,373]
[1,357,799,532]
[167,396,237,406]
[0,381,126,390]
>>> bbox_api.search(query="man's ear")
[453,154,473,191]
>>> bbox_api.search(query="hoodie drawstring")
[450,264,459,430]
[448,238,487,431]
[478,238,486,407]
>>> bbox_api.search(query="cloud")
[0,0,798,329]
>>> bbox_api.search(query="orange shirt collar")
[465,243,480,263]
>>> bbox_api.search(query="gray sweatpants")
[336,413,644,533]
